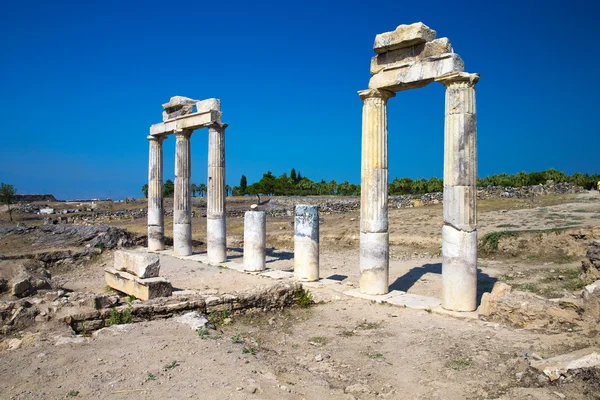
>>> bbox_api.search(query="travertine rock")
[369,53,464,91]
[244,211,266,272]
[294,205,319,282]
[162,96,198,121]
[373,22,436,54]
[530,347,600,381]
[114,249,160,279]
[104,267,172,300]
[370,38,453,75]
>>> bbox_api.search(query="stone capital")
[208,122,228,132]
[147,134,166,143]
[435,72,480,87]
[174,129,193,140]
[358,88,396,102]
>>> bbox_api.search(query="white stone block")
[114,249,160,279]
[294,205,319,282]
[441,225,477,311]
[244,211,266,272]
[359,232,389,295]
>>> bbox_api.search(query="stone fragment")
[582,279,600,318]
[479,282,512,316]
[174,311,210,331]
[162,96,197,121]
[94,294,119,309]
[39,208,55,215]
[530,347,600,381]
[104,267,172,300]
[54,336,88,346]
[371,38,453,75]
[196,98,220,113]
[11,278,31,297]
[114,249,160,278]
[91,324,133,338]
[373,22,436,54]
[368,53,464,91]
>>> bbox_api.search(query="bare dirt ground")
[2,192,600,399]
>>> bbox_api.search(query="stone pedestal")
[174,130,193,256]
[244,211,266,272]
[147,135,165,251]
[207,124,227,264]
[358,88,395,295]
[294,205,319,282]
[436,72,479,311]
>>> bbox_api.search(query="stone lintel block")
[196,98,221,112]
[441,225,477,311]
[114,250,160,278]
[162,96,198,111]
[371,38,453,75]
[359,232,389,295]
[444,113,477,186]
[150,110,221,136]
[443,185,476,231]
[369,53,464,92]
[104,268,172,300]
[373,22,436,54]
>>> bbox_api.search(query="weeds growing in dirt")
[230,330,242,344]
[146,372,157,381]
[107,307,132,326]
[445,359,471,371]
[208,310,230,325]
[197,326,218,340]
[164,360,178,370]
[67,391,79,397]
[242,346,256,355]
[295,288,313,308]
[308,336,328,345]
[479,231,518,253]
[368,352,384,359]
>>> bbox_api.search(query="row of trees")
[141,181,232,198]
[141,168,600,198]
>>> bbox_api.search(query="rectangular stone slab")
[150,110,220,136]
[114,249,160,278]
[368,53,464,91]
[104,267,172,300]
[371,38,453,75]
[373,22,436,54]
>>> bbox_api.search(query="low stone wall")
[64,282,301,334]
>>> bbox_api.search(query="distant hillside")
[15,194,58,203]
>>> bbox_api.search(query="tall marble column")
[358,88,395,295]
[436,72,480,311]
[173,129,193,256]
[147,135,165,251]
[207,124,227,264]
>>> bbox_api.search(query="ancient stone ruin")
[359,22,479,311]
[147,96,227,263]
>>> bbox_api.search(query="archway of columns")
[358,22,480,312]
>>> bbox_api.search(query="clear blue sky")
[1,0,598,200]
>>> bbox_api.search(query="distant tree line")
[141,168,600,198]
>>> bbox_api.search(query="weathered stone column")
[147,135,165,251]
[358,88,395,295]
[173,129,193,256]
[294,205,319,282]
[207,124,227,264]
[436,72,480,311]
[244,211,266,272]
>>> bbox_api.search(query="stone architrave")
[436,72,479,312]
[244,211,266,272]
[358,88,395,295]
[147,135,165,251]
[207,124,227,264]
[294,205,320,282]
[173,129,193,256]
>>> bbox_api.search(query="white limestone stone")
[368,53,464,91]
[207,218,226,264]
[359,232,389,295]
[294,205,319,282]
[373,22,436,54]
[114,249,160,279]
[147,135,165,251]
[371,38,453,75]
[530,347,600,381]
[443,185,476,232]
[196,98,220,112]
[244,211,266,272]
[173,223,192,256]
[207,124,227,264]
[174,130,192,256]
[441,225,477,311]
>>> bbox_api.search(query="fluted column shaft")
[358,88,395,295]
[173,129,193,256]
[207,124,226,264]
[437,72,479,311]
[147,135,165,251]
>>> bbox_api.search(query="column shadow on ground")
[226,247,294,263]
[388,263,497,307]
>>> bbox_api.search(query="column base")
[148,225,164,251]
[441,225,477,311]
[294,236,319,282]
[207,218,226,264]
[173,223,192,256]
[244,211,266,272]
[359,232,389,295]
